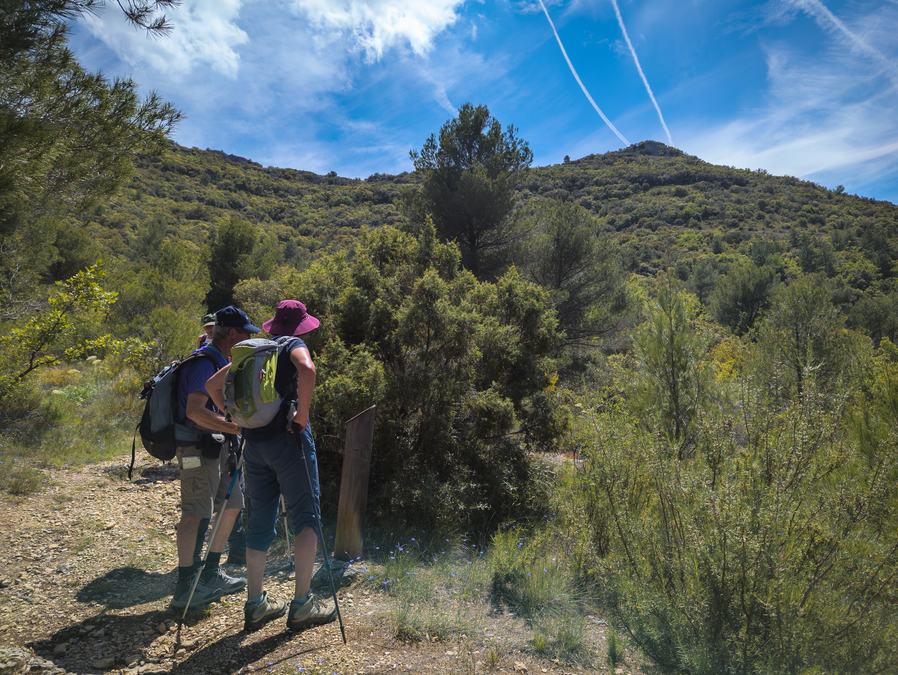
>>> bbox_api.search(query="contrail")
[789,0,898,83]
[610,0,673,145]
[537,0,629,146]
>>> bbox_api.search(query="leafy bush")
[560,303,898,673]
[709,259,776,335]
[632,278,711,455]
[0,265,117,403]
[251,221,563,531]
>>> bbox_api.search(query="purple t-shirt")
[176,343,228,428]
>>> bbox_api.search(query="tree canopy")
[0,0,179,315]
[411,103,533,278]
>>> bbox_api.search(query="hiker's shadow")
[77,566,176,609]
[30,608,172,674]
[170,628,324,675]
[129,462,180,484]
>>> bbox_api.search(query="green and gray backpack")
[224,337,291,429]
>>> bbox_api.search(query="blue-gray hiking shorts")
[243,424,320,552]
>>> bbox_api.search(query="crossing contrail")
[788,0,898,84]
[610,0,673,145]
[537,0,630,146]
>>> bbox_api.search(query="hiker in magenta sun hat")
[205,296,337,632]
[261,299,320,337]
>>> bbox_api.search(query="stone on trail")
[0,646,67,674]
[92,656,116,670]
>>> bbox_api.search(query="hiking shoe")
[244,592,288,632]
[286,593,337,632]
[201,567,246,596]
[170,577,222,610]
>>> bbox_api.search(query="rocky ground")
[0,455,640,674]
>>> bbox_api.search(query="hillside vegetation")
[94,139,898,275]
[77,140,898,340]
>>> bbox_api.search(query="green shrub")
[0,356,141,491]
[565,361,898,673]
[280,222,563,531]
[0,458,44,496]
[708,258,776,335]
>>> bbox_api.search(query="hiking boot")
[170,577,222,610]
[286,593,337,632]
[244,592,288,632]
[201,567,246,596]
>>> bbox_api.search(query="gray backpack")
[130,351,215,479]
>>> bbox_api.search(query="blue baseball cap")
[214,305,260,334]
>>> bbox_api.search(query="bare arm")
[205,364,231,414]
[290,346,316,430]
[186,391,238,434]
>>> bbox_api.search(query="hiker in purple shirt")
[170,305,258,610]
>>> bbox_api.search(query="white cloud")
[81,0,249,78]
[785,0,898,86]
[71,0,472,172]
[288,0,464,61]
[681,16,898,194]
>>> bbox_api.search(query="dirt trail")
[0,455,623,674]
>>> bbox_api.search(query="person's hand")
[290,408,308,431]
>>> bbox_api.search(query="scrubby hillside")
[83,140,898,339]
[523,141,897,273]
[92,139,898,272]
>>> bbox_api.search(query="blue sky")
[70,0,898,203]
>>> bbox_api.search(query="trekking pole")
[280,495,293,563]
[175,436,245,646]
[292,424,347,645]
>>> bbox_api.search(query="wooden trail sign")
[334,405,376,561]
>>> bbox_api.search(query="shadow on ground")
[170,628,324,674]
[29,609,172,674]
[127,462,180,484]
[311,559,360,594]
[76,566,176,609]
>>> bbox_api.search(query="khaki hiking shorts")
[177,445,244,519]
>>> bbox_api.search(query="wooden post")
[333,405,376,561]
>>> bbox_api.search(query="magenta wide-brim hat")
[261,299,320,337]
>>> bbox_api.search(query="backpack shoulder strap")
[275,335,305,353]
[193,344,227,370]
[172,349,222,425]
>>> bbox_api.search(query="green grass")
[488,528,580,619]
[0,363,139,494]
[0,457,45,495]
[73,535,95,554]
[394,599,475,643]
[363,542,490,644]
[532,613,590,664]
[359,532,597,667]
